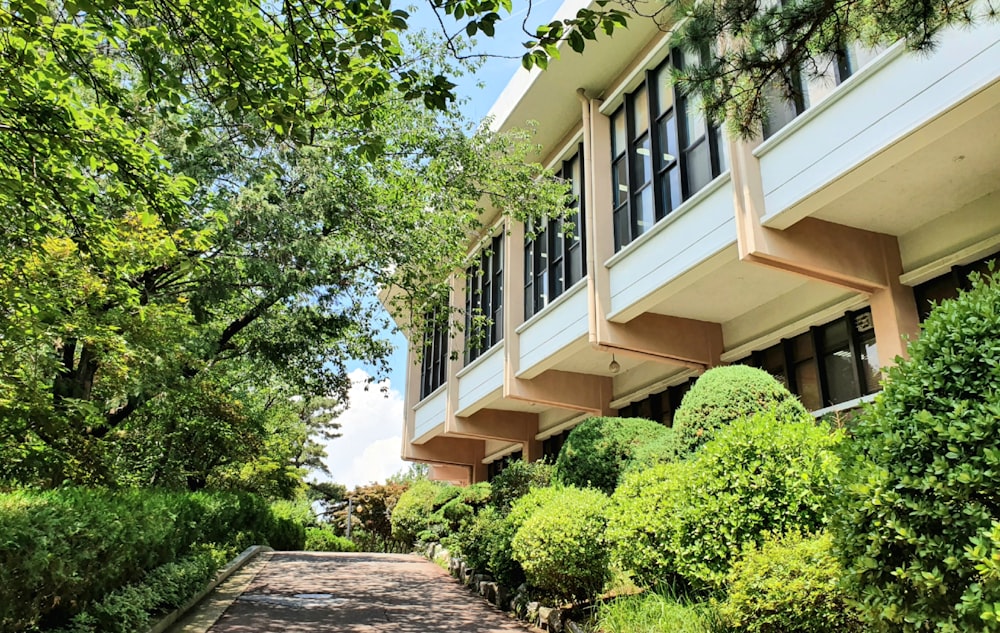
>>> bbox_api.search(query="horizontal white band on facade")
[608,369,699,410]
[810,393,878,419]
[752,40,906,159]
[719,295,870,363]
[899,233,1000,287]
[481,442,524,465]
[534,412,591,442]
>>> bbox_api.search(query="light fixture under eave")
[608,354,621,374]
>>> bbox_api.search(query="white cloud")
[317,368,408,489]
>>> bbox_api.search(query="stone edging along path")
[146,545,272,633]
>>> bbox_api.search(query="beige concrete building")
[396,1,1000,483]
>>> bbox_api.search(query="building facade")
[397,1,1000,484]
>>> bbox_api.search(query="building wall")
[397,4,1000,482]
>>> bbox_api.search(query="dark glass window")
[736,308,880,410]
[487,450,523,482]
[913,251,998,321]
[617,379,696,427]
[465,234,504,364]
[419,310,448,400]
[525,148,587,319]
[611,52,725,251]
[542,429,573,461]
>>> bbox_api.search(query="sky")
[318,0,561,489]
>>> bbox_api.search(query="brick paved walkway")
[169,552,540,633]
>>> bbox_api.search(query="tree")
[0,1,577,487]
[525,0,998,137]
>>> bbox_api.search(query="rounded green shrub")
[673,365,809,454]
[719,531,863,633]
[390,479,441,545]
[479,486,562,588]
[512,486,610,601]
[488,458,554,514]
[608,412,841,589]
[835,268,1000,631]
[554,416,675,494]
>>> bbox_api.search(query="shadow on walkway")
[179,552,539,633]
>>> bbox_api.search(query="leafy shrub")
[479,486,562,588]
[390,479,443,545]
[512,486,610,601]
[453,505,503,574]
[0,488,275,630]
[673,365,809,454]
[52,546,228,633]
[488,458,554,514]
[719,531,863,633]
[304,527,357,552]
[554,416,674,494]
[624,426,684,475]
[608,412,841,589]
[835,268,1000,631]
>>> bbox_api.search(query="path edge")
[146,545,274,633]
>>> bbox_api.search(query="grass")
[593,587,723,633]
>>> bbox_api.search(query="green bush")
[485,486,562,588]
[453,505,503,575]
[512,486,610,601]
[304,527,357,552]
[0,488,276,631]
[608,412,841,589]
[52,546,228,633]
[835,268,1000,631]
[719,531,863,633]
[673,365,809,454]
[488,458,554,514]
[390,479,442,545]
[554,416,675,494]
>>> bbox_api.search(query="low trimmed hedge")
[52,546,229,633]
[304,527,357,552]
[0,488,282,630]
[511,486,610,602]
[719,531,863,633]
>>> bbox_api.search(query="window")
[611,50,726,251]
[616,379,695,427]
[914,251,998,321]
[524,148,587,319]
[419,310,448,399]
[542,429,573,461]
[487,450,523,481]
[465,233,504,364]
[736,308,880,410]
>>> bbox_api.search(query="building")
[395,0,1000,484]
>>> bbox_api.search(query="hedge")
[835,267,1000,630]
[673,365,809,455]
[554,416,675,494]
[511,486,610,601]
[719,531,863,633]
[609,412,841,589]
[0,488,282,631]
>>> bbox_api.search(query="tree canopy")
[0,0,575,490]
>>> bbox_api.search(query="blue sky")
[320,0,560,488]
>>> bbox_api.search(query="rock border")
[146,545,272,633]
[427,544,586,633]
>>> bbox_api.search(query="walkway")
[169,552,540,633]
